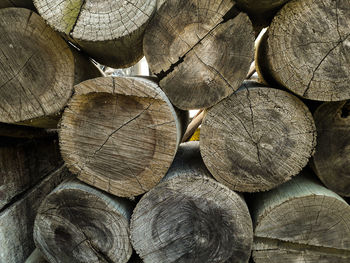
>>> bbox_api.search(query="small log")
[143,0,255,110]
[0,166,70,263]
[25,249,48,263]
[311,101,350,197]
[33,0,157,68]
[200,82,316,192]
[249,172,350,263]
[0,8,102,128]
[0,136,63,210]
[34,179,134,263]
[235,0,289,27]
[255,0,350,101]
[0,0,35,10]
[131,142,253,263]
[59,76,187,197]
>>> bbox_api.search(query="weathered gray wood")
[0,166,70,263]
[34,179,134,263]
[0,0,35,10]
[311,101,350,197]
[0,137,63,210]
[131,142,253,263]
[143,0,255,110]
[59,76,187,197]
[249,172,350,263]
[236,0,289,27]
[200,83,316,192]
[0,8,102,128]
[33,0,157,68]
[25,249,48,263]
[256,0,350,101]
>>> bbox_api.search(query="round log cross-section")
[0,8,74,127]
[311,101,350,197]
[143,0,255,110]
[34,179,133,263]
[59,76,186,197]
[130,143,253,263]
[33,0,157,68]
[256,0,350,101]
[250,173,350,263]
[200,83,316,192]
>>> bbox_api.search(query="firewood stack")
[0,0,349,262]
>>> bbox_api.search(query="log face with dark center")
[200,85,316,192]
[131,142,253,263]
[257,0,350,101]
[250,174,350,263]
[311,101,350,197]
[34,179,133,263]
[144,0,255,110]
[59,76,184,197]
[34,0,157,68]
[0,8,75,125]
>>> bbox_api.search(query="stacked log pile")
[0,0,349,262]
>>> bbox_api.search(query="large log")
[235,0,289,27]
[0,166,70,263]
[143,0,255,110]
[200,82,316,192]
[0,136,62,210]
[0,8,102,128]
[34,179,134,263]
[131,142,253,263]
[33,0,157,68]
[0,0,35,10]
[59,76,187,197]
[255,0,350,101]
[249,172,350,262]
[311,101,350,197]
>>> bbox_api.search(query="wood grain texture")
[131,142,253,263]
[256,0,350,101]
[33,0,157,68]
[0,136,62,210]
[0,166,70,263]
[144,0,255,110]
[200,82,316,192]
[34,179,134,263]
[0,0,36,10]
[249,173,350,263]
[0,8,102,128]
[59,76,187,197]
[311,101,350,197]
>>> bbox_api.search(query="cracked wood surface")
[0,8,101,128]
[130,142,253,263]
[311,101,350,197]
[33,0,157,68]
[59,76,186,197]
[0,166,70,263]
[249,173,350,263]
[200,82,316,192]
[0,136,63,210]
[34,179,133,263]
[143,0,254,110]
[256,0,350,101]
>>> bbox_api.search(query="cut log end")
[131,176,253,263]
[59,76,183,197]
[34,179,133,263]
[144,0,255,109]
[200,85,316,192]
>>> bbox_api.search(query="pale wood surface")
[0,166,70,263]
[249,173,350,262]
[34,179,134,263]
[144,0,255,109]
[200,83,316,192]
[131,142,253,263]
[59,76,187,197]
